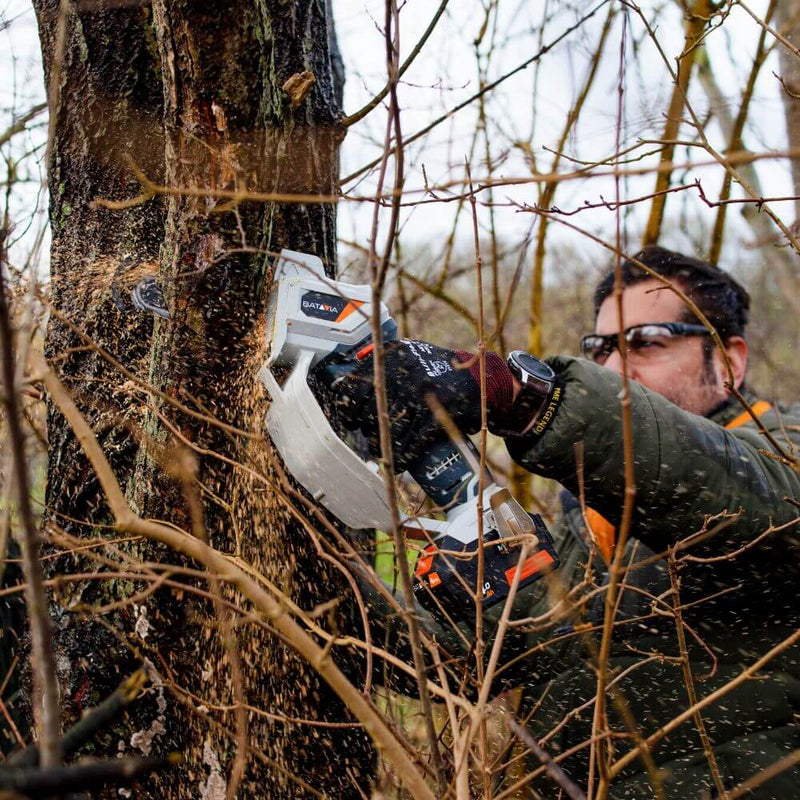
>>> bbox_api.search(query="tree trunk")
[776,0,800,226]
[641,0,710,247]
[36,1,374,796]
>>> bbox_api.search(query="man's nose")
[602,347,641,381]
[603,347,624,375]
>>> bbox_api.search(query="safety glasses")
[580,322,711,364]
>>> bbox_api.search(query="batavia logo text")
[302,300,337,312]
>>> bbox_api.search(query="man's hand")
[329,339,515,470]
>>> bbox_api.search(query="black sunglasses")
[580,322,711,363]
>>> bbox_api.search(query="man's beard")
[693,348,726,416]
[660,349,725,416]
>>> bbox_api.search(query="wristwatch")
[499,350,563,437]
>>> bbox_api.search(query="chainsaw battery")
[411,514,558,626]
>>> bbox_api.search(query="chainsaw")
[259,250,558,626]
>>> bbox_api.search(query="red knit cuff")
[454,349,515,416]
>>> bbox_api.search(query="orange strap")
[583,399,771,564]
[724,400,772,431]
[584,507,616,565]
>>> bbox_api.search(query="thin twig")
[8,670,148,768]
[725,748,800,800]
[507,717,587,800]
[340,0,612,186]
[0,229,61,765]
[343,0,450,126]
[367,0,446,788]
[0,755,180,796]
[737,0,800,58]
[0,103,48,150]
[592,15,637,798]
[465,159,491,784]
[608,628,800,778]
[667,550,727,798]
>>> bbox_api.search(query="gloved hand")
[330,339,515,471]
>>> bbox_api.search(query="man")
[332,246,800,798]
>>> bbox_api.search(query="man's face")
[593,279,731,416]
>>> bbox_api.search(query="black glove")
[330,340,484,471]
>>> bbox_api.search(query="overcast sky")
[333,0,791,276]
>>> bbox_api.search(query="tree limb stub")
[282,71,317,109]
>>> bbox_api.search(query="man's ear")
[716,335,748,390]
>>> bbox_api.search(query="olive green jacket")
[501,356,800,799]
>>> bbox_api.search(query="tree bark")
[33,0,168,732]
[36,1,374,796]
[776,0,800,226]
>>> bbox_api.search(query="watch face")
[508,350,555,382]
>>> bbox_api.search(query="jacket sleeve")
[506,356,800,554]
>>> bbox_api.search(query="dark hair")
[593,246,750,340]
